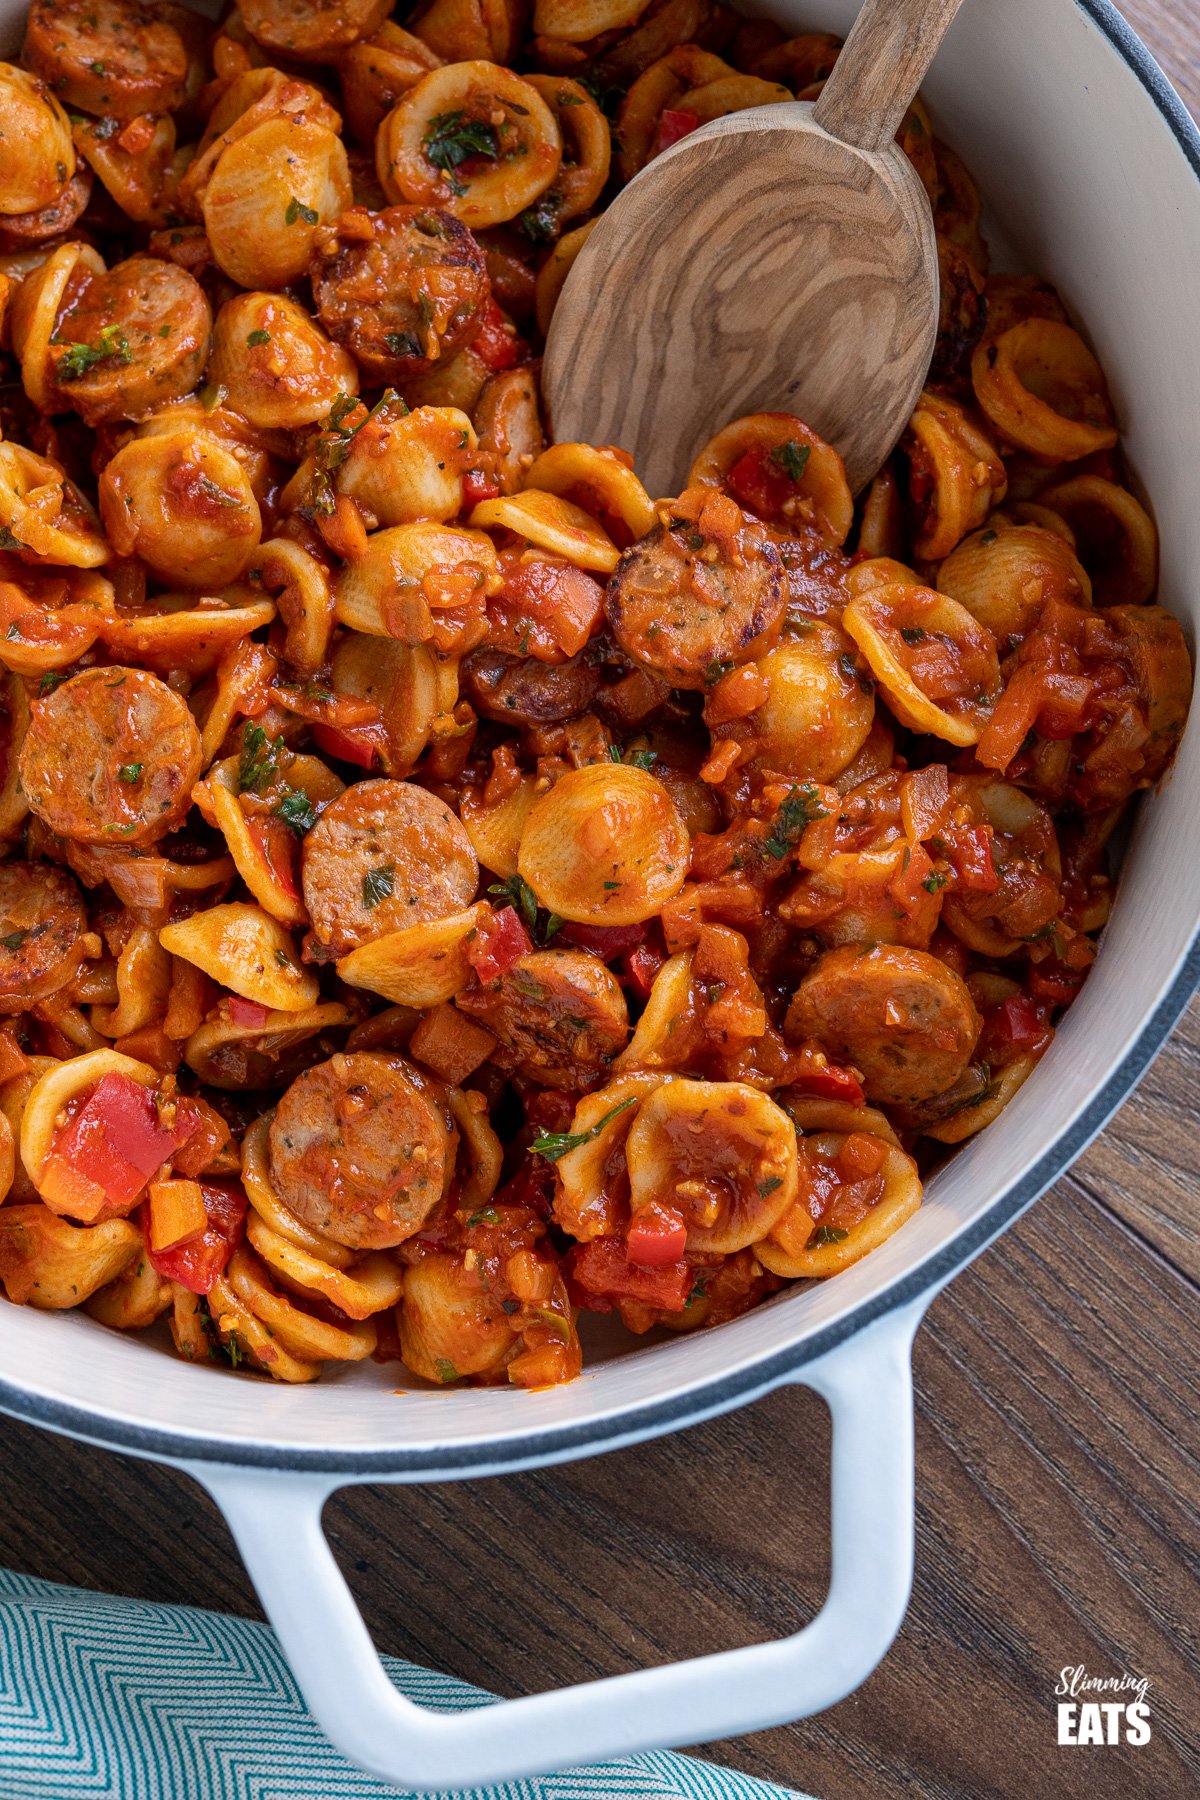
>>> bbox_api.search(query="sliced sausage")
[0,862,87,1011]
[461,646,600,724]
[456,947,628,1089]
[606,514,784,689]
[301,778,479,954]
[22,0,189,119]
[0,166,91,252]
[239,0,391,61]
[268,1050,454,1249]
[785,944,981,1106]
[19,666,202,847]
[311,205,489,382]
[473,367,544,495]
[51,256,212,426]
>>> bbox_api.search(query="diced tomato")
[556,921,646,959]
[471,299,524,372]
[228,997,270,1028]
[311,722,379,769]
[39,1073,198,1222]
[622,940,665,999]
[0,1024,30,1085]
[787,1044,865,1107]
[1028,958,1089,1006]
[567,1238,692,1312]
[945,823,998,893]
[246,816,301,902]
[466,904,532,985]
[888,841,936,915]
[627,1205,688,1267]
[656,108,700,154]
[487,554,606,660]
[462,468,501,507]
[113,1024,183,1074]
[493,1153,556,1221]
[837,1132,888,1178]
[985,993,1052,1060]
[171,1095,233,1178]
[724,446,793,520]
[144,1179,247,1294]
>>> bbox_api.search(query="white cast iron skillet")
[0,0,1197,1787]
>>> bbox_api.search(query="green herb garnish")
[530,1098,637,1163]
[275,788,316,834]
[117,763,142,784]
[55,322,131,381]
[763,783,829,860]
[285,195,319,225]
[246,328,271,346]
[237,723,286,794]
[362,862,396,908]
[807,1224,849,1248]
[770,439,810,483]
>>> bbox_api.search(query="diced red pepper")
[567,1238,692,1312]
[246,816,301,902]
[622,940,666,999]
[945,823,998,893]
[471,298,524,372]
[462,468,501,507]
[985,993,1052,1060]
[656,108,700,154]
[556,921,646,959]
[466,904,533,985]
[39,1073,197,1222]
[627,1205,689,1267]
[724,446,794,520]
[144,1179,247,1294]
[228,997,270,1029]
[787,1045,866,1107]
[311,721,379,769]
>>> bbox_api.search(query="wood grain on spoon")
[543,0,968,497]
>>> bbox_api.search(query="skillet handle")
[193,1296,927,1791]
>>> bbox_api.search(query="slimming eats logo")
[1055,1665,1151,1745]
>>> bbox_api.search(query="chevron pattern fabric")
[0,1570,814,1800]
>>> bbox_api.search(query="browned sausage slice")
[0,862,87,1011]
[456,947,629,1089]
[785,944,981,1106]
[311,206,488,382]
[606,509,785,689]
[51,256,212,426]
[0,166,92,253]
[268,1050,455,1248]
[301,779,479,954]
[461,646,600,724]
[239,0,391,61]
[22,0,189,120]
[18,666,202,846]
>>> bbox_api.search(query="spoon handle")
[812,0,968,151]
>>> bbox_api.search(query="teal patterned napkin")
[0,1569,813,1799]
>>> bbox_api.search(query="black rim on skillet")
[1,0,1198,1477]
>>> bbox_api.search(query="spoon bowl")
[543,0,966,495]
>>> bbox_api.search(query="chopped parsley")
[518,188,562,242]
[757,1175,783,1197]
[770,439,810,483]
[55,322,132,381]
[901,626,928,645]
[530,1097,637,1163]
[424,111,499,196]
[807,1224,849,1248]
[433,1358,459,1383]
[197,473,239,508]
[763,783,828,859]
[0,929,29,953]
[117,762,143,784]
[0,526,22,550]
[285,195,319,225]
[384,331,421,358]
[488,872,539,934]
[275,788,317,834]
[38,670,65,694]
[362,862,396,909]
[246,328,271,347]
[466,1206,499,1227]
[237,723,286,794]
[922,871,949,893]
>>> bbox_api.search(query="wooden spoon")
[543,0,967,497]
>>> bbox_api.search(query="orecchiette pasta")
[0,0,1187,1393]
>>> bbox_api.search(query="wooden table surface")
[2,6,1199,1797]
